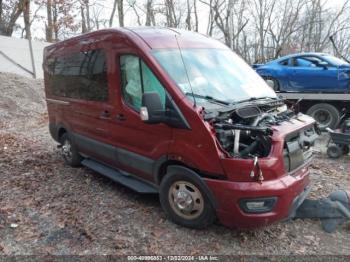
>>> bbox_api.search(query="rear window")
[46,49,108,101]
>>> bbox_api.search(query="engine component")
[212,100,317,161]
[236,106,261,119]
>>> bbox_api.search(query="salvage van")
[43,28,319,229]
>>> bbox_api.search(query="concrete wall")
[0,36,50,79]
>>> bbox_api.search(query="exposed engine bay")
[205,98,319,165]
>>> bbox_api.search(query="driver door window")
[120,55,166,111]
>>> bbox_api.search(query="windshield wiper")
[185,92,230,105]
[233,96,278,105]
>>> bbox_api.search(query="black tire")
[60,133,82,167]
[263,76,280,91]
[306,103,340,130]
[159,172,216,229]
[342,145,349,155]
[327,145,342,159]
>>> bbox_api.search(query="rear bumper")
[204,166,310,229]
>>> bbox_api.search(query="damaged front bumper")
[204,163,311,229]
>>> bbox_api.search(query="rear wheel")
[306,103,340,130]
[159,172,216,229]
[327,145,342,159]
[60,133,82,167]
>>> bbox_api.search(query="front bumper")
[204,165,310,228]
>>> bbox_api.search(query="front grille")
[284,126,318,173]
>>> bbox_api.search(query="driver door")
[110,54,173,181]
[287,56,338,91]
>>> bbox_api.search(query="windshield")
[152,49,276,105]
[322,55,349,66]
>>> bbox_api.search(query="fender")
[166,165,218,209]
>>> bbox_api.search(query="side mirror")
[140,92,164,124]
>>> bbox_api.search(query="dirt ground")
[0,72,349,256]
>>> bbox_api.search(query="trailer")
[277,92,350,129]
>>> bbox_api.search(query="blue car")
[254,53,350,92]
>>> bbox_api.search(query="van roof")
[126,27,227,49]
[45,27,228,52]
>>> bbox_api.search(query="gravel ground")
[0,72,349,256]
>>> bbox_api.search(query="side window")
[279,59,289,66]
[79,50,108,101]
[291,57,313,67]
[120,55,166,111]
[296,58,313,67]
[47,49,108,101]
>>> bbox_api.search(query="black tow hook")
[294,190,350,233]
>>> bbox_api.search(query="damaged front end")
[201,98,322,227]
[206,97,319,182]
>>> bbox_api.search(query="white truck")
[277,92,350,129]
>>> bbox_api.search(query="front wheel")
[159,172,216,229]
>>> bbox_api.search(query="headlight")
[239,197,277,213]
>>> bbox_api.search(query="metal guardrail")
[0,50,34,78]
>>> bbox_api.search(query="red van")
[43,28,319,229]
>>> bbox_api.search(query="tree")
[43,0,79,42]
[145,0,155,26]
[80,0,91,33]
[22,0,30,39]
[109,0,124,27]
[46,0,53,41]
[0,0,26,36]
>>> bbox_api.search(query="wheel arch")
[157,164,218,209]
[49,122,72,143]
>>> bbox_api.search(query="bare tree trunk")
[23,0,36,78]
[81,5,87,33]
[46,0,53,42]
[109,0,117,27]
[23,0,31,39]
[0,0,3,25]
[205,0,215,36]
[118,0,124,27]
[165,0,176,27]
[193,0,198,32]
[186,0,191,30]
[53,3,58,41]
[145,0,156,26]
[85,0,91,31]
[110,0,123,27]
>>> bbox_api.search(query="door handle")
[116,113,126,121]
[100,110,111,118]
